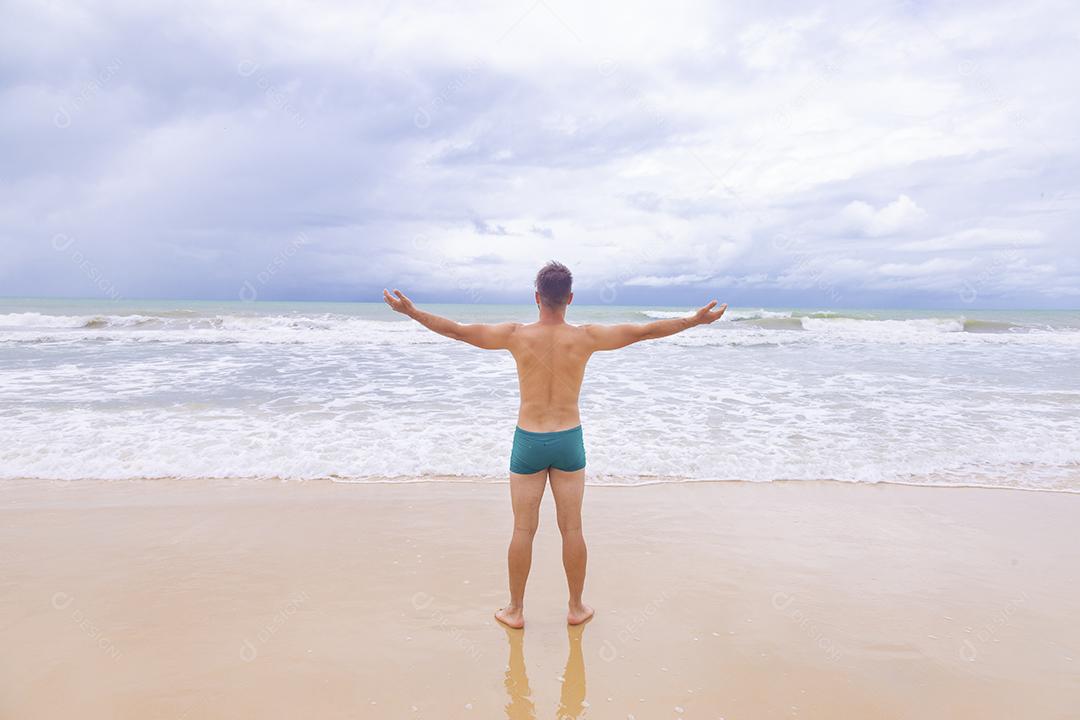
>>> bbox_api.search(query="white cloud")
[624,273,713,287]
[737,15,822,70]
[878,258,975,277]
[841,195,927,238]
[0,0,1078,306]
[897,228,1044,252]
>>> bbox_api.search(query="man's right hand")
[693,300,728,325]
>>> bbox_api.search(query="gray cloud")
[1,0,1077,307]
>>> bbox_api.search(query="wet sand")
[1,478,1078,719]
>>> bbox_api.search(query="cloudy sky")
[2,0,1078,308]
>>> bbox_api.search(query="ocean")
[1,298,1078,492]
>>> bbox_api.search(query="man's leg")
[495,469,547,628]
[549,467,593,624]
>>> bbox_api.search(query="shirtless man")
[383,261,727,627]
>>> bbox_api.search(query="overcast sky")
[2,0,1077,308]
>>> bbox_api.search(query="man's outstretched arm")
[383,288,518,350]
[584,300,727,351]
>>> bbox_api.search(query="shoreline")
[2,478,1078,718]
[6,473,1080,495]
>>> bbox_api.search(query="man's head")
[535,261,573,310]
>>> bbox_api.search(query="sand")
[1,478,1078,719]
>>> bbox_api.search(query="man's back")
[508,321,591,433]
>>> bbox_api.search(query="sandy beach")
[1,478,1078,719]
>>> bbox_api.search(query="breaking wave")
[0,309,1076,347]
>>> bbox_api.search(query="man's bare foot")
[567,603,594,625]
[495,605,525,629]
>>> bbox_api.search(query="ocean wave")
[796,316,1040,338]
[638,308,1035,337]
[0,312,91,329]
[1,310,1077,347]
[638,308,794,321]
[800,316,964,334]
[961,318,1027,333]
[3,304,1079,494]
[0,312,446,346]
[639,310,694,319]
[728,309,793,321]
[735,317,805,331]
[3,421,1076,493]
[81,314,162,329]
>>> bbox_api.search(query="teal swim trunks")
[510,425,587,475]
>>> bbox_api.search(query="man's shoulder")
[568,323,604,349]
[574,322,603,336]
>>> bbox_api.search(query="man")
[383,261,727,628]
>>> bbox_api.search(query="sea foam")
[2,303,1079,492]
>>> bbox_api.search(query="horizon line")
[0,295,1077,313]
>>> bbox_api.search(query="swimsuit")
[509,425,587,475]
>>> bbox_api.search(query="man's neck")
[536,305,567,324]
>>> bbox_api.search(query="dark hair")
[535,261,573,308]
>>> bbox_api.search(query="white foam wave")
[728,309,794,321]
[0,312,90,329]
[655,316,1080,348]
[3,310,1079,349]
[3,402,1077,492]
[639,310,694,319]
[2,305,1079,493]
[801,316,963,335]
[639,308,793,321]
[0,312,445,345]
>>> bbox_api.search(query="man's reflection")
[502,623,588,720]
[556,623,587,719]
[503,627,535,719]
